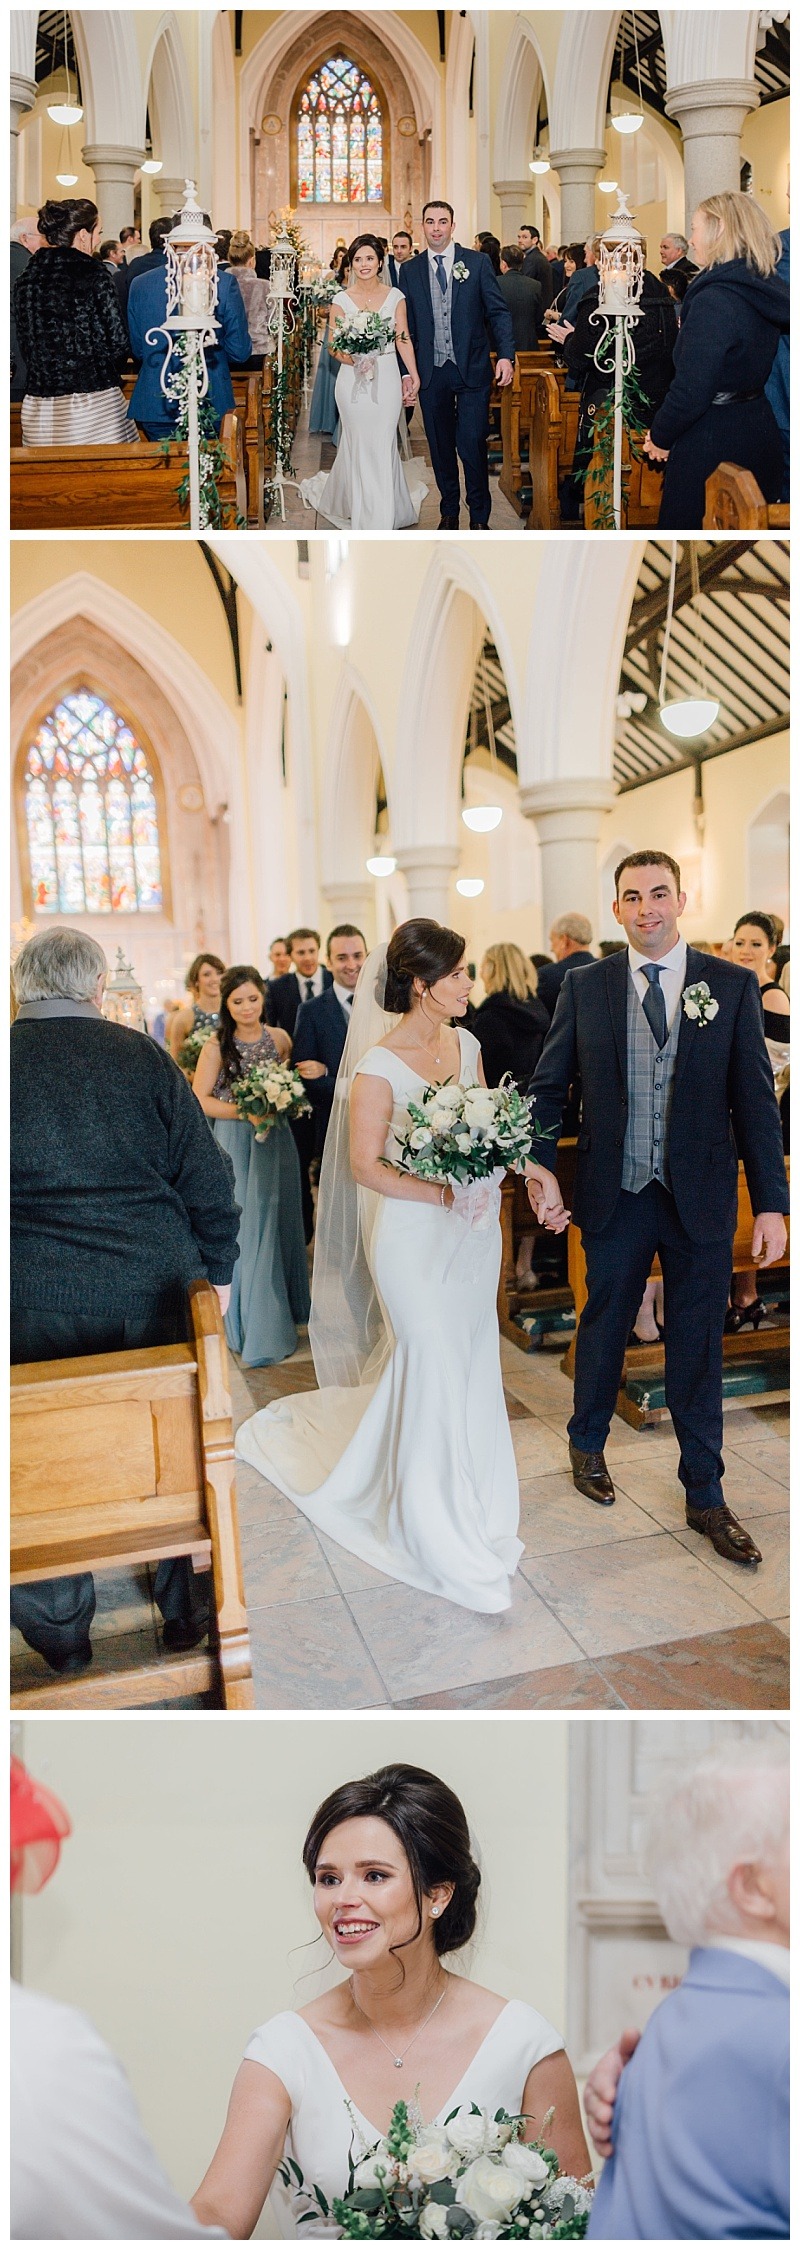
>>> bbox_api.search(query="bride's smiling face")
[351,245,380,284]
[313,1815,449,1966]
[415,958,473,1019]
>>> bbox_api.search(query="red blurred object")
[10,1756,71,1894]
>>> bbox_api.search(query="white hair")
[13,928,108,1004]
[11,218,39,244]
[646,1741,789,1949]
[662,231,688,253]
[551,912,593,945]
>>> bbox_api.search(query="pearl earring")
[431,1907,440,1917]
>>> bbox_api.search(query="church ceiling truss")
[615,541,789,791]
[611,10,789,114]
[35,9,81,95]
[464,637,517,777]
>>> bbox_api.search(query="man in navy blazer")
[265,928,333,1039]
[293,926,367,1157]
[585,1742,789,2239]
[528,850,788,1563]
[535,913,595,1018]
[399,199,515,528]
[127,242,251,439]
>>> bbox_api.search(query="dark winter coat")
[650,258,789,528]
[12,247,131,396]
[471,989,550,1091]
[498,270,543,351]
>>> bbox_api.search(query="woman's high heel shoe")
[724,1300,769,1334]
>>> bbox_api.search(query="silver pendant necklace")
[350,1974,449,2068]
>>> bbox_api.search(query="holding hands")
[526,1164,571,1232]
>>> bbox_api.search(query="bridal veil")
[308,942,397,1387]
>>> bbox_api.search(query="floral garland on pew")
[575,338,652,531]
[160,343,241,530]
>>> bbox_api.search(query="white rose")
[432,1085,464,1110]
[419,2205,449,2239]
[459,2156,525,2225]
[428,1108,453,1135]
[704,998,719,1020]
[276,1090,292,1109]
[410,1126,434,1149]
[412,2131,455,2186]
[454,1130,472,1151]
[502,2144,552,2191]
[683,995,700,1019]
[446,2110,510,2160]
[352,2149,394,2191]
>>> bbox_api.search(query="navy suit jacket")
[399,245,515,391]
[535,949,595,1019]
[292,985,350,1146]
[529,945,789,1242]
[588,1948,789,2241]
[127,265,251,432]
[265,967,333,1039]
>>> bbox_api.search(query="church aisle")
[280,392,522,532]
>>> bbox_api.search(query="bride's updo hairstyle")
[303,1763,481,1960]
[347,233,385,269]
[384,920,465,1015]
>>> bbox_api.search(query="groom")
[399,200,515,528]
[528,851,788,1565]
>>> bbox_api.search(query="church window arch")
[22,688,164,916]
[296,54,384,204]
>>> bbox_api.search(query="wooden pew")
[10,411,242,530]
[528,371,581,528]
[498,350,554,516]
[498,1142,578,1351]
[563,1162,790,1429]
[120,365,267,528]
[10,1279,254,1710]
[704,463,790,532]
[584,422,664,528]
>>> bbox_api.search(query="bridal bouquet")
[393,1077,538,1193]
[280,2098,593,2239]
[332,309,396,360]
[229,1059,311,1141]
[177,1021,216,1075]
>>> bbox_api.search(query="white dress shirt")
[428,241,456,285]
[627,935,687,1031]
[332,980,355,1022]
[293,964,325,1004]
[11,1984,226,2240]
[704,1936,790,1988]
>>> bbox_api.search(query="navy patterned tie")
[641,962,667,1048]
[435,254,447,295]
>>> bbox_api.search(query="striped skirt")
[21,389,139,447]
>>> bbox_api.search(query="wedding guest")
[585,1742,789,2241]
[545,242,584,326]
[10,929,240,1673]
[528,851,789,1562]
[389,229,414,285]
[765,224,790,501]
[559,238,600,326]
[99,237,125,271]
[545,242,566,294]
[267,929,333,1240]
[518,223,553,307]
[128,217,250,439]
[116,213,173,316]
[658,229,697,288]
[119,224,145,261]
[227,230,273,362]
[536,915,595,1017]
[268,936,292,979]
[10,215,44,400]
[643,193,789,528]
[475,229,501,274]
[308,251,348,442]
[292,926,368,1156]
[168,952,226,1067]
[472,942,550,1088]
[565,249,676,456]
[727,912,790,1315]
[498,246,543,349]
[11,1755,226,2241]
[194,966,309,1366]
[215,228,232,268]
[13,197,137,446]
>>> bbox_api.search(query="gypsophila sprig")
[229,1060,311,1141]
[280,2099,593,2238]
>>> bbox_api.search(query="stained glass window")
[24,691,163,915]
[297,55,383,204]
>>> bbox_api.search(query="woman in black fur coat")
[13,197,137,447]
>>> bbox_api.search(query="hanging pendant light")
[456,878,484,897]
[598,179,619,195]
[55,120,78,187]
[528,148,550,176]
[462,644,503,834]
[47,9,83,126]
[611,12,644,134]
[659,545,720,739]
[366,854,396,878]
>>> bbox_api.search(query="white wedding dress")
[235,1028,523,1612]
[247,1999,564,2238]
[299,288,428,530]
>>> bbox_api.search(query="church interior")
[10,531,789,1712]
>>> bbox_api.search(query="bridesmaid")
[168,952,226,1069]
[194,965,310,1367]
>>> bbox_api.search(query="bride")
[192,1763,591,2237]
[300,234,428,530]
[234,920,565,1613]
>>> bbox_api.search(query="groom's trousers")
[421,361,492,523]
[569,1180,733,1509]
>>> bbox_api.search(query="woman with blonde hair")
[228,229,273,360]
[642,191,789,527]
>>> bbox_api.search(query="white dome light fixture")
[141,158,163,176]
[55,170,79,185]
[366,854,396,878]
[462,804,503,833]
[456,877,485,898]
[47,97,83,126]
[528,149,550,176]
[612,111,644,135]
[658,544,720,742]
[599,179,619,194]
[610,12,644,135]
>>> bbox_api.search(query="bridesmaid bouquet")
[230,1059,311,1141]
[311,272,342,307]
[176,1022,216,1074]
[280,2098,593,2238]
[393,1078,540,1191]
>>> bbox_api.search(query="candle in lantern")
[182,267,209,317]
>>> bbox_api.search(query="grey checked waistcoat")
[621,969,682,1194]
[429,256,455,366]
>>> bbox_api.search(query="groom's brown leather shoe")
[569,1442,616,1506]
[685,1502,762,1566]
[438,514,459,529]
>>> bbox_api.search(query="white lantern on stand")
[590,189,644,530]
[266,227,299,519]
[145,180,220,531]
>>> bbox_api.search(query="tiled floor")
[278,398,521,531]
[11,1332,788,1711]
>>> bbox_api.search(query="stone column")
[323,880,375,945]
[518,779,616,943]
[664,81,760,229]
[393,846,461,924]
[493,179,535,238]
[82,144,145,236]
[547,147,606,242]
[153,174,187,220]
[10,73,37,220]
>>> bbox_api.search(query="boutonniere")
[682,980,719,1028]
[453,260,470,283]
